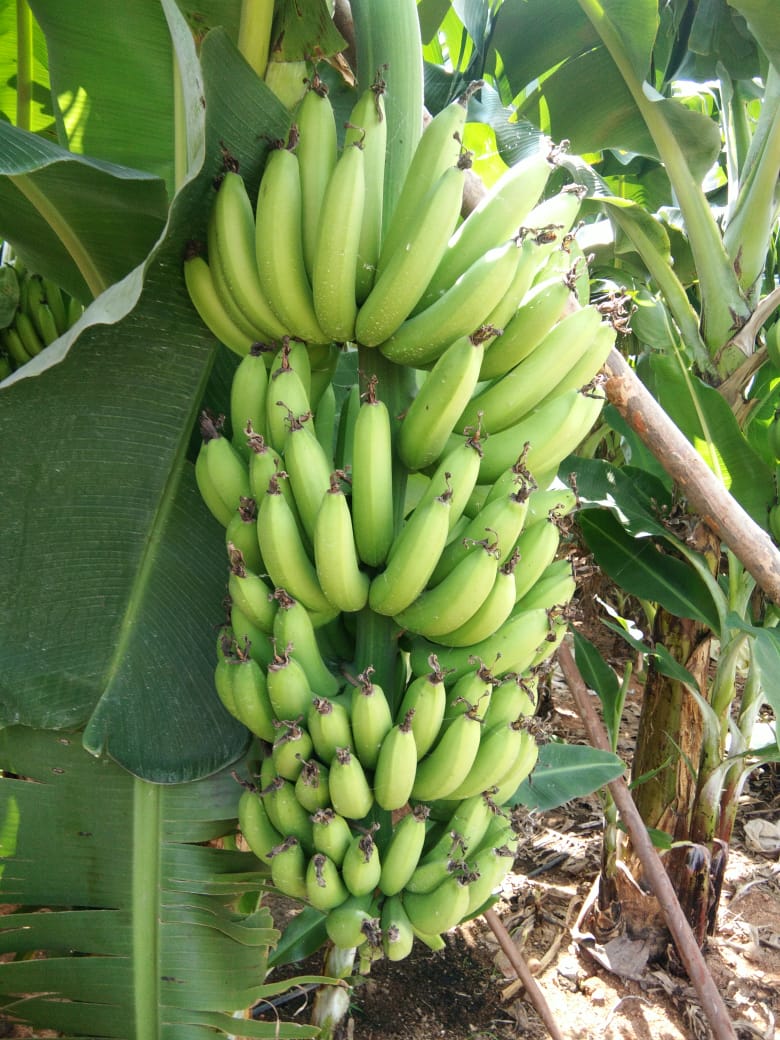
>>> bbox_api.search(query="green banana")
[478,273,574,381]
[514,556,576,612]
[396,656,448,760]
[403,872,471,936]
[334,381,361,473]
[209,170,289,340]
[225,499,264,574]
[350,379,395,566]
[265,342,313,453]
[342,828,382,896]
[238,788,283,865]
[419,149,554,308]
[325,893,379,950]
[296,73,339,280]
[350,667,393,770]
[329,746,374,821]
[378,804,430,896]
[312,140,366,342]
[373,709,418,810]
[247,428,283,501]
[446,719,529,800]
[433,549,519,647]
[312,378,337,460]
[412,431,485,532]
[420,793,497,867]
[306,852,349,912]
[490,730,539,805]
[1,326,32,367]
[368,490,452,617]
[307,695,353,764]
[254,138,328,344]
[378,96,468,275]
[230,644,277,741]
[30,299,60,346]
[230,603,274,669]
[14,307,44,356]
[397,334,486,471]
[313,472,370,613]
[535,318,615,402]
[457,304,604,435]
[344,76,387,302]
[511,518,561,602]
[266,642,313,720]
[410,707,482,802]
[294,757,330,814]
[230,348,269,460]
[282,411,332,541]
[311,807,353,867]
[381,894,415,961]
[378,241,520,367]
[271,588,341,698]
[483,673,537,730]
[261,774,314,852]
[409,606,551,684]
[267,836,308,901]
[41,277,67,335]
[256,473,333,615]
[440,663,495,733]
[227,547,277,633]
[195,412,252,526]
[272,719,313,781]
[183,249,255,356]
[355,160,468,347]
[461,841,517,920]
[393,538,500,640]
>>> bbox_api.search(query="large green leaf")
[0,0,53,133]
[512,741,625,811]
[0,728,321,1038]
[0,29,291,781]
[727,0,780,70]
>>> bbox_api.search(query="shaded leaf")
[572,630,621,749]
[270,0,346,63]
[727,0,780,70]
[512,741,625,811]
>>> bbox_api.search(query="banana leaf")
[0,727,324,1038]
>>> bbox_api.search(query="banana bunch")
[185,75,618,960]
[0,249,84,375]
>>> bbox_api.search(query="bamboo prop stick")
[556,641,738,1040]
[483,908,566,1040]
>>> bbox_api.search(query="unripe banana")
[325,893,379,950]
[227,546,277,633]
[307,696,353,764]
[296,73,339,280]
[312,140,366,342]
[478,274,573,380]
[396,656,448,760]
[461,841,518,920]
[294,757,330,814]
[410,707,482,802]
[225,498,264,574]
[238,788,283,865]
[41,277,68,335]
[329,746,374,821]
[311,808,353,867]
[368,490,452,616]
[536,319,615,403]
[195,412,252,526]
[272,718,313,781]
[230,602,274,669]
[395,538,500,640]
[341,828,381,896]
[483,674,537,730]
[183,248,255,356]
[420,149,554,309]
[378,96,468,273]
[256,473,333,615]
[409,606,551,685]
[490,730,539,806]
[433,549,519,647]
[441,663,496,731]
[31,300,60,346]
[446,719,529,801]
[312,378,337,461]
[403,872,471,936]
[412,431,485,533]
[267,836,308,901]
[266,642,312,720]
[514,556,576,612]
[350,379,395,567]
[378,804,430,896]
[246,428,284,500]
[261,775,314,853]
[355,161,468,347]
[254,138,328,344]
[230,348,269,460]
[313,472,370,613]
[381,894,415,961]
[14,307,45,356]
[379,241,520,368]
[350,667,393,770]
[1,326,32,367]
[306,852,349,912]
[265,342,313,453]
[373,709,418,810]
[271,588,341,698]
[457,304,604,435]
[511,518,561,602]
[420,793,498,868]
[230,643,277,741]
[397,334,486,471]
[334,382,361,474]
[210,170,289,340]
[282,411,333,541]
[344,76,387,303]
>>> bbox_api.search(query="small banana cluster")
[186,74,618,959]
[0,250,83,377]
